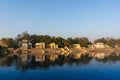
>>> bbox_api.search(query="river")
[0,54,120,80]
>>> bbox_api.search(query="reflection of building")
[46,54,58,61]
[49,43,58,49]
[73,44,81,49]
[49,55,58,61]
[35,55,45,62]
[20,54,27,62]
[72,53,82,59]
[94,53,105,59]
[35,42,45,49]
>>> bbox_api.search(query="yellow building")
[49,43,58,49]
[35,42,45,49]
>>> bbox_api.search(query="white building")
[92,43,105,49]
[35,42,45,49]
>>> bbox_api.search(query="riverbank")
[6,47,120,62]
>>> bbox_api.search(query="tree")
[29,34,38,47]
[64,38,73,48]
[29,35,52,48]
[16,31,30,41]
[0,46,9,57]
[94,38,107,44]
[78,37,91,47]
[15,31,30,48]
[106,38,116,48]
[94,37,119,48]
[2,38,15,48]
[73,37,90,47]
[51,37,65,47]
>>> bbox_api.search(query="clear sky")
[0,0,120,41]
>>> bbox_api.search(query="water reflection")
[95,54,120,63]
[0,53,120,72]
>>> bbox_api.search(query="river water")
[0,55,120,80]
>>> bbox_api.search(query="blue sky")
[0,0,120,41]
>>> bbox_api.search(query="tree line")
[94,37,120,48]
[1,31,120,49]
[17,31,91,48]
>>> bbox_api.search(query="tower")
[21,40,28,54]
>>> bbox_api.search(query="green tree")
[94,38,107,44]
[94,37,119,48]
[64,37,73,48]
[30,34,38,47]
[106,38,116,48]
[15,31,30,48]
[2,38,15,48]
[16,31,30,41]
[0,46,9,57]
[73,37,90,47]
[51,37,65,47]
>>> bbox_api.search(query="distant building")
[21,40,28,53]
[35,42,45,49]
[73,44,81,49]
[92,43,105,49]
[49,43,58,49]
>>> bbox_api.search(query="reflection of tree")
[66,55,92,66]
[0,46,10,57]
[0,54,120,72]
[0,57,12,67]
[14,55,92,72]
[95,54,120,63]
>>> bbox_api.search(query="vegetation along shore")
[1,31,120,62]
